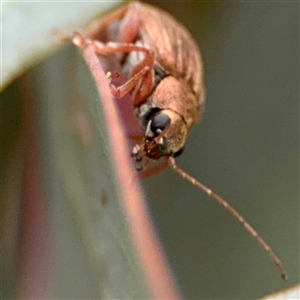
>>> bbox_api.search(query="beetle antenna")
[167,157,287,281]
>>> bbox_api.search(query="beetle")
[69,1,286,280]
[73,1,205,171]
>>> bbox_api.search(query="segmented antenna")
[167,157,287,281]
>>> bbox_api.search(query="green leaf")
[1,2,180,299]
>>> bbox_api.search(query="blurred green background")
[1,1,299,299]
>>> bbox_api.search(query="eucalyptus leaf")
[1,1,175,298]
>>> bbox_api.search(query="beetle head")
[131,109,187,170]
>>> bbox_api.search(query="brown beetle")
[70,1,286,280]
[73,1,205,170]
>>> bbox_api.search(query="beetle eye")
[150,112,171,134]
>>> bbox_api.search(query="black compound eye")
[150,112,171,134]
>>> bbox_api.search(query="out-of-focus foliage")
[1,1,122,90]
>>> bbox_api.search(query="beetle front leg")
[110,65,152,99]
[131,144,169,177]
[73,33,154,99]
[90,41,155,98]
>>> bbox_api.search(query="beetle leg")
[110,65,151,98]
[73,33,154,63]
[128,134,144,142]
[116,3,141,44]
[85,5,130,39]
[129,64,154,107]
[88,40,153,57]
[85,2,142,43]
[138,158,169,179]
[82,37,155,98]
[130,143,169,176]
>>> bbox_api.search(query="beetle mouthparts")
[131,144,146,171]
